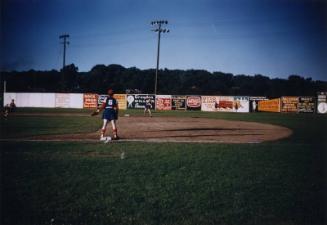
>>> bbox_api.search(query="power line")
[69,36,152,49]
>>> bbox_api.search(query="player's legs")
[100,119,108,140]
[111,120,119,139]
[144,107,151,117]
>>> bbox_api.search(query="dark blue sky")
[2,0,327,80]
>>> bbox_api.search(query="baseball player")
[92,89,119,141]
[144,97,152,117]
[9,99,16,112]
[3,104,10,118]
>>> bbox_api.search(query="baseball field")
[1,108,326,225]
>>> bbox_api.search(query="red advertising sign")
[156,95,172,110]
[187,96,201,110]
[83,93,98,109]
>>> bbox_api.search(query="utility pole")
[151,20,169,95]
[59,34,69,91]
[59,34,70,70]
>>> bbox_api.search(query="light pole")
[151,20,169,95]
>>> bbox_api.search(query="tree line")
[1,64,326,97]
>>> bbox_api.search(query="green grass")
[0,116,102,138]
[9,107,95,114]
[0,108,100,138]
[1,109,326,225]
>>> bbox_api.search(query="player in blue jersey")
[92,89,119,141]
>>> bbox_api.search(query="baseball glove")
[91,110,100,116]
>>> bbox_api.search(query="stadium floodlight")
[150,20,169,95]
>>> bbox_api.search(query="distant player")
[9,99,16,112]
[3,104,10,118]
[252,100,257,112]
[92,89,119,142]
[144,97,152,117]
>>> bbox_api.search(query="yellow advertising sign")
[258,98,281,112]
[114,94,127,110]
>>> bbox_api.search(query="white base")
[100,136,112,143]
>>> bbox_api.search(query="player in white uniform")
[144,98,152,117]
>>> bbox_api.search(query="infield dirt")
[29,116,292,143]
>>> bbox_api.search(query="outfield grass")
[1,109,326,225]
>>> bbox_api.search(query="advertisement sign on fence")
[187,96,201,110]
[258,98,281,112]
[156,95,172,110]
[172,96,187,110]
[55,93,71,108]
[201,96,249,112]
[298,97,315,113]
[127,94,155,109]
[317,92,327,114]
[281,96,299,113]
[83,93,98,109]
[233,96,250,112]
[55,93,83,108]
[249,96,268,112]
[201,96,231,112]
[115,94,127,110]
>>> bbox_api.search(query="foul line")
[0,138,262,144]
